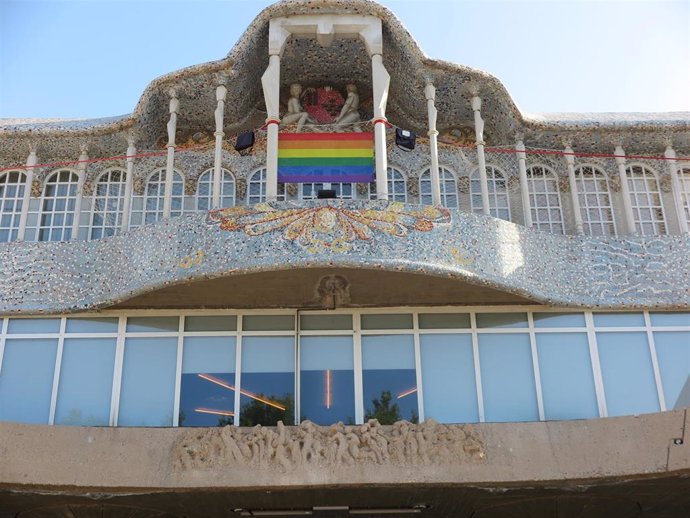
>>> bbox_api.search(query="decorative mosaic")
[0,200,688,315]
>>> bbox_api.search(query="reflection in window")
[420,167,458,208]
[362,335,418,424]
[300,336,355,425]
[653,331,690,410]
[0,170,26,243]
[301,182,354,200]
[240,336,294,426]
[180,336,236,427]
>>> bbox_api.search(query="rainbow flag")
[278,132,374,183]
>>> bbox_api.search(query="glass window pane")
[180,336,236,426]
[536,333,598,420]
[597,331,660,416]
[476,313,528,329]
[420,334,478,423]
[184,315,237,332]
[126,316,179,333]
[593,313,645,327]
[118,337,177,426]
[65,317,119,334]
[533,313,586,328]
[362,335,418,423]
[300,336,355,425]
[240,336,294,426]
[360,314,413,330]
[653,331,690,409]
[54,338,116,425]
[478,333,538,422]
[0,338,58,424]
[242,315,295,331]
[649,312,690,327]
[8,318,61,334]
[418,313,471,329]
[300,314,353,331]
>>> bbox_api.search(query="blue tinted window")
[649,313,690,327]
[479,333,538,422]
[361,314,413,330]
[65,318,118,334]
[8,318,61,334]
[300,336,355,425]
[180,336,236,427]
[593,313,645,327]
[55,338,116,425]
[476,313,528,329]
[240,336,294,426]
[362,335,418,423]
[536,333,598,420]
[653,331,690,409]
[126,316,179,333]
[184,316,237,332]
[533,313,586,328]
[118,337,177,426]
[597,331,659,416]
[420,334,478,423]
[0,338,58,424]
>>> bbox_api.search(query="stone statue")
[281,83,315,132]
[335,83,362,132]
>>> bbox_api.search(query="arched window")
[38,170,79,242]
[368,167,408,202]
[471,165,510,220]
[90,169,126,240]
[247,168,285,204]
[626,164,666,235]
[196,168,236,211]
[419,167,458,208]
[301,182,354,200]
[139,169,184,225]
[526,165,564,234]
[679,167,690,227]
[574,165,616,236]
[0,170,26,242]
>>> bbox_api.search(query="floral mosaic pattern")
[207,202,451,252]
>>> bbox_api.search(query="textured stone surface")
[0,200,688,315]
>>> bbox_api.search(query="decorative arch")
[0,170,26,242]
[574,164,617,236]
[38,169,80,241]
[525,164,564,234]
[626,164,666,235]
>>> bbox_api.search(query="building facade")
[0,1,689,516]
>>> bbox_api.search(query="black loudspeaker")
[317,189,337,199]
[234,131,255,154]
[395,128,416,151]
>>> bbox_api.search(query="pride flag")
[278,132,374,183]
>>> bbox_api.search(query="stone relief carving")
[173,419,485,472]
[458,175,470,194]
[81,180,94,198]
[133,175,146,196]
[30,179,42,198]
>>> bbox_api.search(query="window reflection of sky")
[240,372,294,426]
[179,372,235,427]
[363,369,418,423]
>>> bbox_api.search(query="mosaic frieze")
[0,200,688,315]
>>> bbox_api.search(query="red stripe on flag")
[279,132,373,142]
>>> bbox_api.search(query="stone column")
[425,82,441,205]
[120,136,136,232]
[665,146,689,234]
[71,143,88,240]
[471,96,490,215]
[564,146,584,234]
[212,84,227,209]
[17,145,37,241]
[163,89,179,218]
[372,53,390,200]
[614,146,637,235]
[515,141,532,228]
[262,55,281,202]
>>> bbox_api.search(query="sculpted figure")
[335,84,362,132]
[281,83,315,132]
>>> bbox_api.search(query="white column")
[425,82,441,206]
[212,84,227,209]
[262,54,281,202]
[70,144,88,241]
[564,146,584,234]
[515,141,532,228]
[665,146,689,234]
[372,53,390,200]
[120,136,135,232]
[163,89,179,218]
[614,146,637,235]
[17,146,37,241]
[471,96,490,215]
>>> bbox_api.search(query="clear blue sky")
[1,0,688,119]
